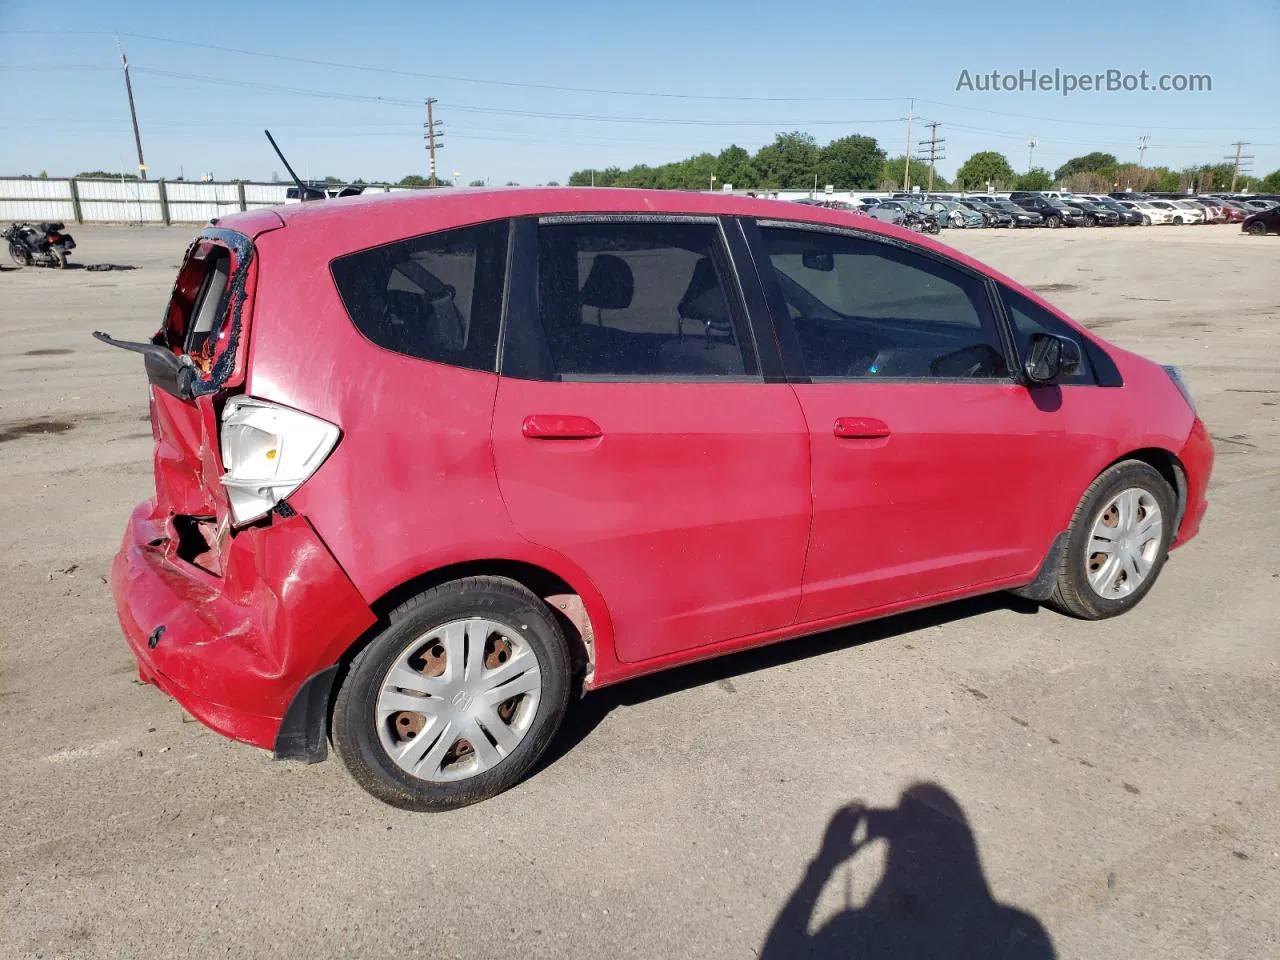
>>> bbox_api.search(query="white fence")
[0,177,402,224]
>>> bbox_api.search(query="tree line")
[564,134,1280,194]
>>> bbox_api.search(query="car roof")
[213,184,1092,351]
[215,185,980,262]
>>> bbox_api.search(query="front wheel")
[8,241,31,266]
[1246,221,1268,236]
[332,576,572,811]
[1142,215,1151,226]
[1172,216,1183,224]
[1047,461,1176,620]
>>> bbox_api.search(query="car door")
[491,215,810,664]
[744,219,1069,623]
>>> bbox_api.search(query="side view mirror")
[1024,332,1081,384]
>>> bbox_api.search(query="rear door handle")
[522,415,603,440]
[833,417,891,439]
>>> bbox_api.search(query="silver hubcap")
[375,618,542,782]
[1085,488,1163,600]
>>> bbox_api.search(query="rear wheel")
[1047,461,1176,620]
[53,248,67,269]
[1047,215,1061,229]
[333,576,572,811]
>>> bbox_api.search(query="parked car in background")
[956,198,1013,227]
[1170,200,1207,224]
[1012,195,1088,228]
[866,201,907,226]
[982,198,1044,227]
[926,200,985,229]
[1214,200,1250,222]
[1086,197,1144,225]
[1183,199,1225,223]
[1242,206,1280,235]
[99,187,1214,810]
[1117,200,1176,225]
[285,182,366,203]
[1145,200,1197,224]
[1062,200,1122,227]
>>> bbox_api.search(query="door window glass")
[535,219,754,378]
[760,226,1008,380]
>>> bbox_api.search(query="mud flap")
[1010,532,1069,602]
[273,665,341,763]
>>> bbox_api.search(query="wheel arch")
[1104,447,1187,541]
[273,556,612,765]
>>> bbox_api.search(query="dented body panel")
[112,500,375,748]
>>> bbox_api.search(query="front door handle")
[833,417,890,439]
[522,415,603,440]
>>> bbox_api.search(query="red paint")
[832,416,891,439]
[522,414,604,440]
[110,187,1214,757]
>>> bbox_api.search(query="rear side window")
[330,219,510,372]
[1001,288,1095,385]
[534,219,755,379]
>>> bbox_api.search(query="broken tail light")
[219,397,340,525]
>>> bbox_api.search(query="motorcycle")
[903,211,942,235]
[4,221,76,268]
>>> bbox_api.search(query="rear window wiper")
[93,331,198,400]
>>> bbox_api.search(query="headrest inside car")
[579,254,634,310]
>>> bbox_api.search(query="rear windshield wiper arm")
[93,331,198,400]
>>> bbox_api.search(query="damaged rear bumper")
[111,500,376,752]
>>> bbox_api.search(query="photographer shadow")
[761,783,1056,960]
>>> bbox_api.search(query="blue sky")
[1,0,1276,185]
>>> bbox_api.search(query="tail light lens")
[219,397,340,525]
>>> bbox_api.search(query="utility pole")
[424,99,443,186]
[118,42,147,180]
[902,99,914,191]
[916,122,945,193]
[1026,138,1038,171]
[1225,141,1253,192]
[1137,135,1150,167]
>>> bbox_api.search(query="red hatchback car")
[101,188,1212,810]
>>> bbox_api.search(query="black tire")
[1047,215,1061,229]
[1246,221,1267,236]
[1047,461,1176,620]
[9,241,31,266]
[1172,216,1183,224]
[53,248,67,269]
[332,576,572,811]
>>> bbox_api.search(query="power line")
[916,122,945,192]
[1225,141,1254,191]
[425,98,443,185]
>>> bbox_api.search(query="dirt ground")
[2,223,1277,960]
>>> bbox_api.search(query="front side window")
[330,219,510,371]
[1001,288,1095,385]
[534,219,755,379]
[760,226,1009,380]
